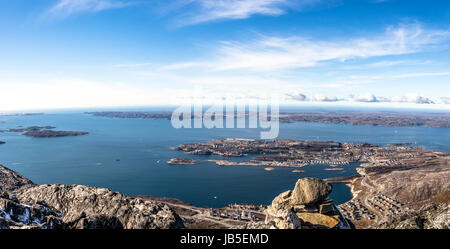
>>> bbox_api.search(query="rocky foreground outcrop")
[239,178,350,229]
[0,190,64,229]
[265,178,349,229]
[17,184,184,229]
[0,165,36,193]
[0,165,184,229]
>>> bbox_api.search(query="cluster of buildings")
[208,207,260,222]
[174,139,366,167]
[226,203,266,212]
[338,199,376,221]
[338,194,410,225]
[176,139,434,170]
[367,194,408,216]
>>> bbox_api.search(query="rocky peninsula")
[278,111,450,128]
[167,158,195,165]
[86,110,450,128]
[86,111,172,120]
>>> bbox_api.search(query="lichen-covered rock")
[295,212,340,228]
[264,177,347,229]
[0,165,36,193]
[266,205,303,229]
[0,191,64,229]
[291,178,332,206]
[17,184,184,229]
[271,190,293,211]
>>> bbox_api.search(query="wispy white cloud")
[164,23,449,71]
[393,72,450,78]
[45,0,320,21]
[158,62,203,71]
[112,62,153,68]
[365,59,431,68]
[47,0,136,17]
[331,70,450,88]
[172,0,319,26]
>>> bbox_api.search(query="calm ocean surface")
[0,112,449,207]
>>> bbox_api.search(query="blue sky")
[1,0,450,111]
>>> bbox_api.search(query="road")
[360,175,383,223]
[157,200,251,228]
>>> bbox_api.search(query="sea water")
[0,112,448,207]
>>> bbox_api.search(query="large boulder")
[291,178,332,206]
[270,190,293,211]
[264,177,347,229]
[265,190,305,228]
[17,184,184,229]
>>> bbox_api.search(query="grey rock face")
[0,165,184,229]
[291,178,333,206]
[264,177,345,229]
[17,184,184,229]
[0,191,64,229]
[0,165,36,193]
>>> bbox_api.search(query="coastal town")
[171,138,359,167]
[170,138,446,171]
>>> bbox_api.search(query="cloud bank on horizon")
[287,92,438,105]
[0,0,450,111]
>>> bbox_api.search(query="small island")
[22,130,89,138]
[0,126,56,133]
[388,142,412,146]
[167,158,195,165]
[0,126,88,138]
